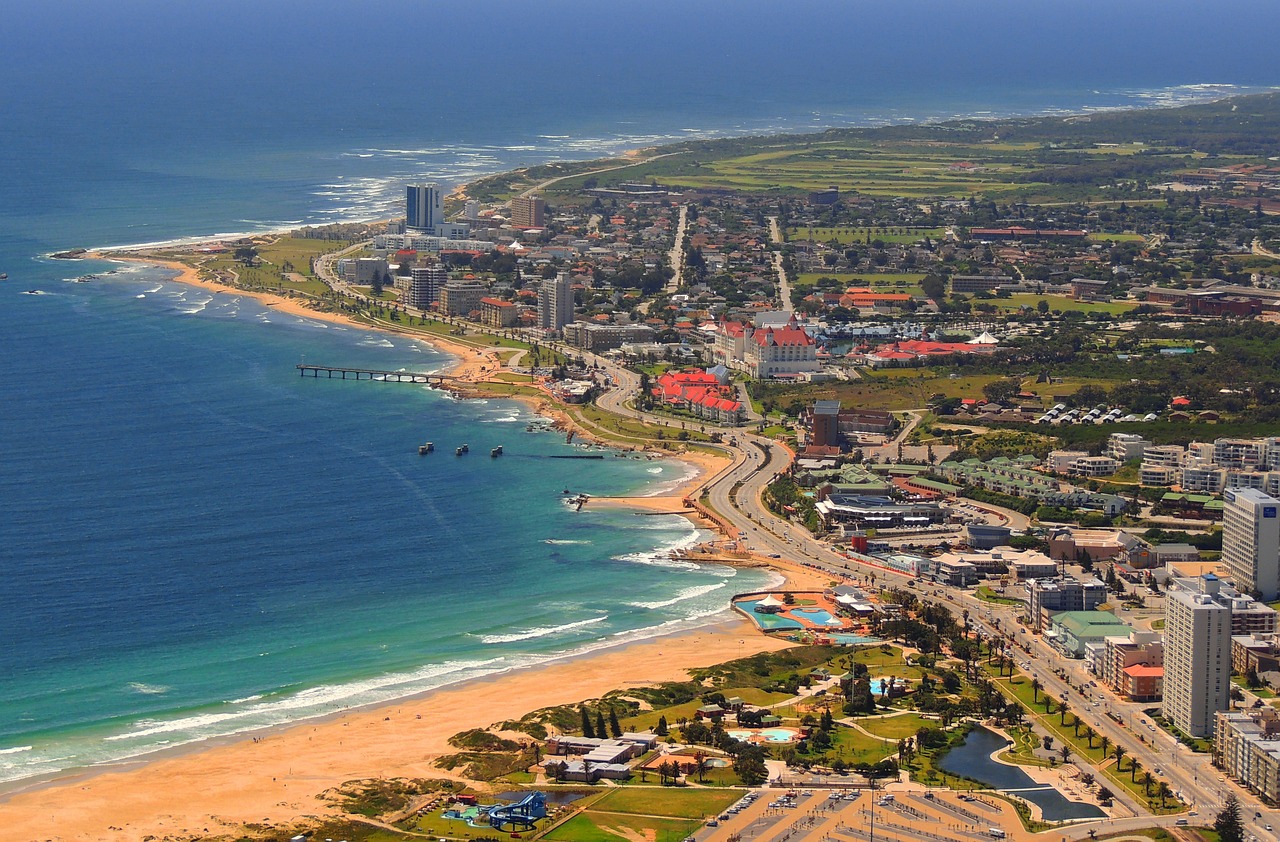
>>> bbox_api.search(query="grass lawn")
[993,294,1138,316]
[829,723,898,765]
[976,585,1023,606]
[858,713,938,740]
[588,787,740,819]
[543,811,702,842]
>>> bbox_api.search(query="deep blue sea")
[0,0,1274,788]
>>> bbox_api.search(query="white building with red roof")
[651,369,746,426]
[712,315,819,379]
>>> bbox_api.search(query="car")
[707,821,719,828]
[1267,825,1273,832]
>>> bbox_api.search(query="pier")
[296,364,453,384]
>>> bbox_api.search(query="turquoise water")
[793,609,842,626]
[0,0,1273,790]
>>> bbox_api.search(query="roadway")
[767,216,793,313]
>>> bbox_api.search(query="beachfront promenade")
[295,363,454,384]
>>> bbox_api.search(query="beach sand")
[0,622,793,842]
[8,249,810,842]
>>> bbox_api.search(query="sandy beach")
[1,248,816,841]
[0,622,793,842]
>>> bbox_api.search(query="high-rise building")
[406,265,448,310]
[438,279,487,317]
[538,272,573,332]
[511,195,546,228]
[1224,488,1280,600]
[1164,574,1233,738]
[406,184,444,233]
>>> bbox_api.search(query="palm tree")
[1082,725,1095,749]
[1113,745,1127,774]
[1140,770,1154,795]
[1099,735,1110,760]
[1157,781,1172,807]
[1059,700,1071,726]
[1130,759,1141,783]
[1059,745,1072,766]
[1031,677,1042,704]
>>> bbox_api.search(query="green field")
[859,713,939,740]
[649,144,1047,197]
[588,788,740,820]
[543,812,703,842]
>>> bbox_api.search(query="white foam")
[0,746,33,756]
[127,682,171,695]
[477,616,607,645]
[628,582,726,610]
[544,539,591,545]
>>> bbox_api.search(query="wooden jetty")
[296,364,453,384]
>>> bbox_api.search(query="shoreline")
[0,618,797,842]
[0,250,784,834]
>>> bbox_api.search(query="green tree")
[1215,794,1244,842]
[595,710,607,742]
[655,715,669,737]
[733,745,769,786]
[608,708,622,739]
[580,705,595,738]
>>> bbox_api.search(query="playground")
[443,791,549,831]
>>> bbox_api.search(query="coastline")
[0,249,798,838]
[0,619,797,842]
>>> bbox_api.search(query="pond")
[936,726,1107,822]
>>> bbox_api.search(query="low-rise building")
[1047,610,1132,659]
[1099,631,1164,701]
[1027,576,1109,631]
[1233,633,1280,676]
[479,297,519,327]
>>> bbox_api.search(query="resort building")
[713,315,821,379]
[1164,574,1233,738]
[1223,488,1280,600]
[650,368,746,426]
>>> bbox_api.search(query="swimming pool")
[728,727,799,743]
[792,608,843,626]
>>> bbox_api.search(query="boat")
[0,272,8,280]
[418,442,434,455]
[456,443,469,455]
[491,445,503,457]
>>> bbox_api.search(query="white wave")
[0,746,33,756]
[544,539,591,545]
[359,338,395,348]
[127,682,171,695]
[135,294,146,298]
[477,616,606,644]
[646,466,663,474]
[227,694,263,704]
[106,657,504,742]
[481,415,521,423]
[628,582,726,610]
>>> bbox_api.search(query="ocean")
[0,0,1274,789]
